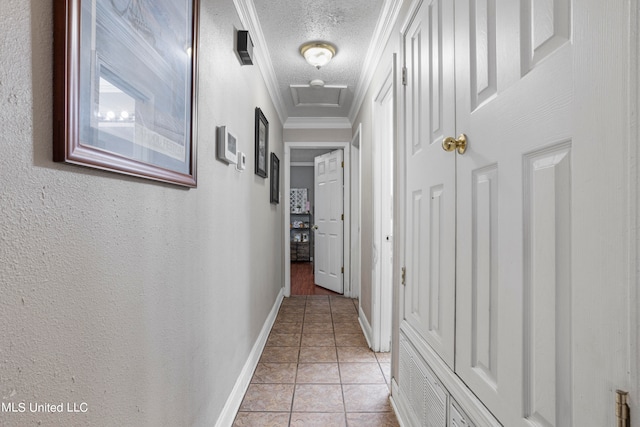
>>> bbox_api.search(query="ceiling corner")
[348,0,405,123]
[233,0,288,125]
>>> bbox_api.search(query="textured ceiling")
[252,0,385,120]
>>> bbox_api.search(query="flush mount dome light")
[300,42,336,69]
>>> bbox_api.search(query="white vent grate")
[399,336,448,426]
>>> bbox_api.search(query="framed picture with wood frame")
[254,107,269,178]
[53,0,199,187]
[270,153,279,204]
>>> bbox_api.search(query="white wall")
[350,0,412,375]
[284,128,352,143]
[351,17,399,337]
[0,1,283,426]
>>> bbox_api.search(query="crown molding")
[233,0,287,125]
[234,0,404,127]
[348,0,404,123]
[284,117,352,130]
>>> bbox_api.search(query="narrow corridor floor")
[233,295,400,427]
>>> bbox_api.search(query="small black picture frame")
[255,107,269,178]
[270,153,280,204]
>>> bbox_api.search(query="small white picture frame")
[217,126,238,164]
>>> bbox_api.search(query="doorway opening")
[289,147,335,296]
[283,142,354,298]
[370,57,395,352]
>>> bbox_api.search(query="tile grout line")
[331,297,350,425]
[235,295,397,426]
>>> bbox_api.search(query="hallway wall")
[284,128,352,143]
[0,1,283,426]
[351,0,412,368]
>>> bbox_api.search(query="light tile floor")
[233,295,400,427]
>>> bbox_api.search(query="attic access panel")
[290,85,348,107]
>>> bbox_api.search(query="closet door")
[453,1,581,426]
[402,0,457,368]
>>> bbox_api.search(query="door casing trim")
[284,141,352,297]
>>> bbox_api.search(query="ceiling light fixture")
[300,42,336,69]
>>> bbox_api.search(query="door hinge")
[616,390,630,427]
[341,213,344,221]
[402,66,407,86]
[341,266,344,274]
[341,161,344,168]
[401,267,406,286]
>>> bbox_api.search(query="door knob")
[442,133,467,155]
[312,225,318,230]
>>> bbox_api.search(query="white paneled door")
[403,0,457,369]
[454,1,574,425]
[401,0,629,426]
[314,150,344,294]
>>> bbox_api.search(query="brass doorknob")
[442,134,467,155]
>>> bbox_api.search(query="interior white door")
[402,0,456,369]
[314,149,344,294]
[453,2,573,425]
[373,61,395,352]
[400,1,630,426]
[453,1,631,426]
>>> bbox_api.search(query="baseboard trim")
[214,288,285,427]
[389,378,408,427]
[358,306,373,349]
